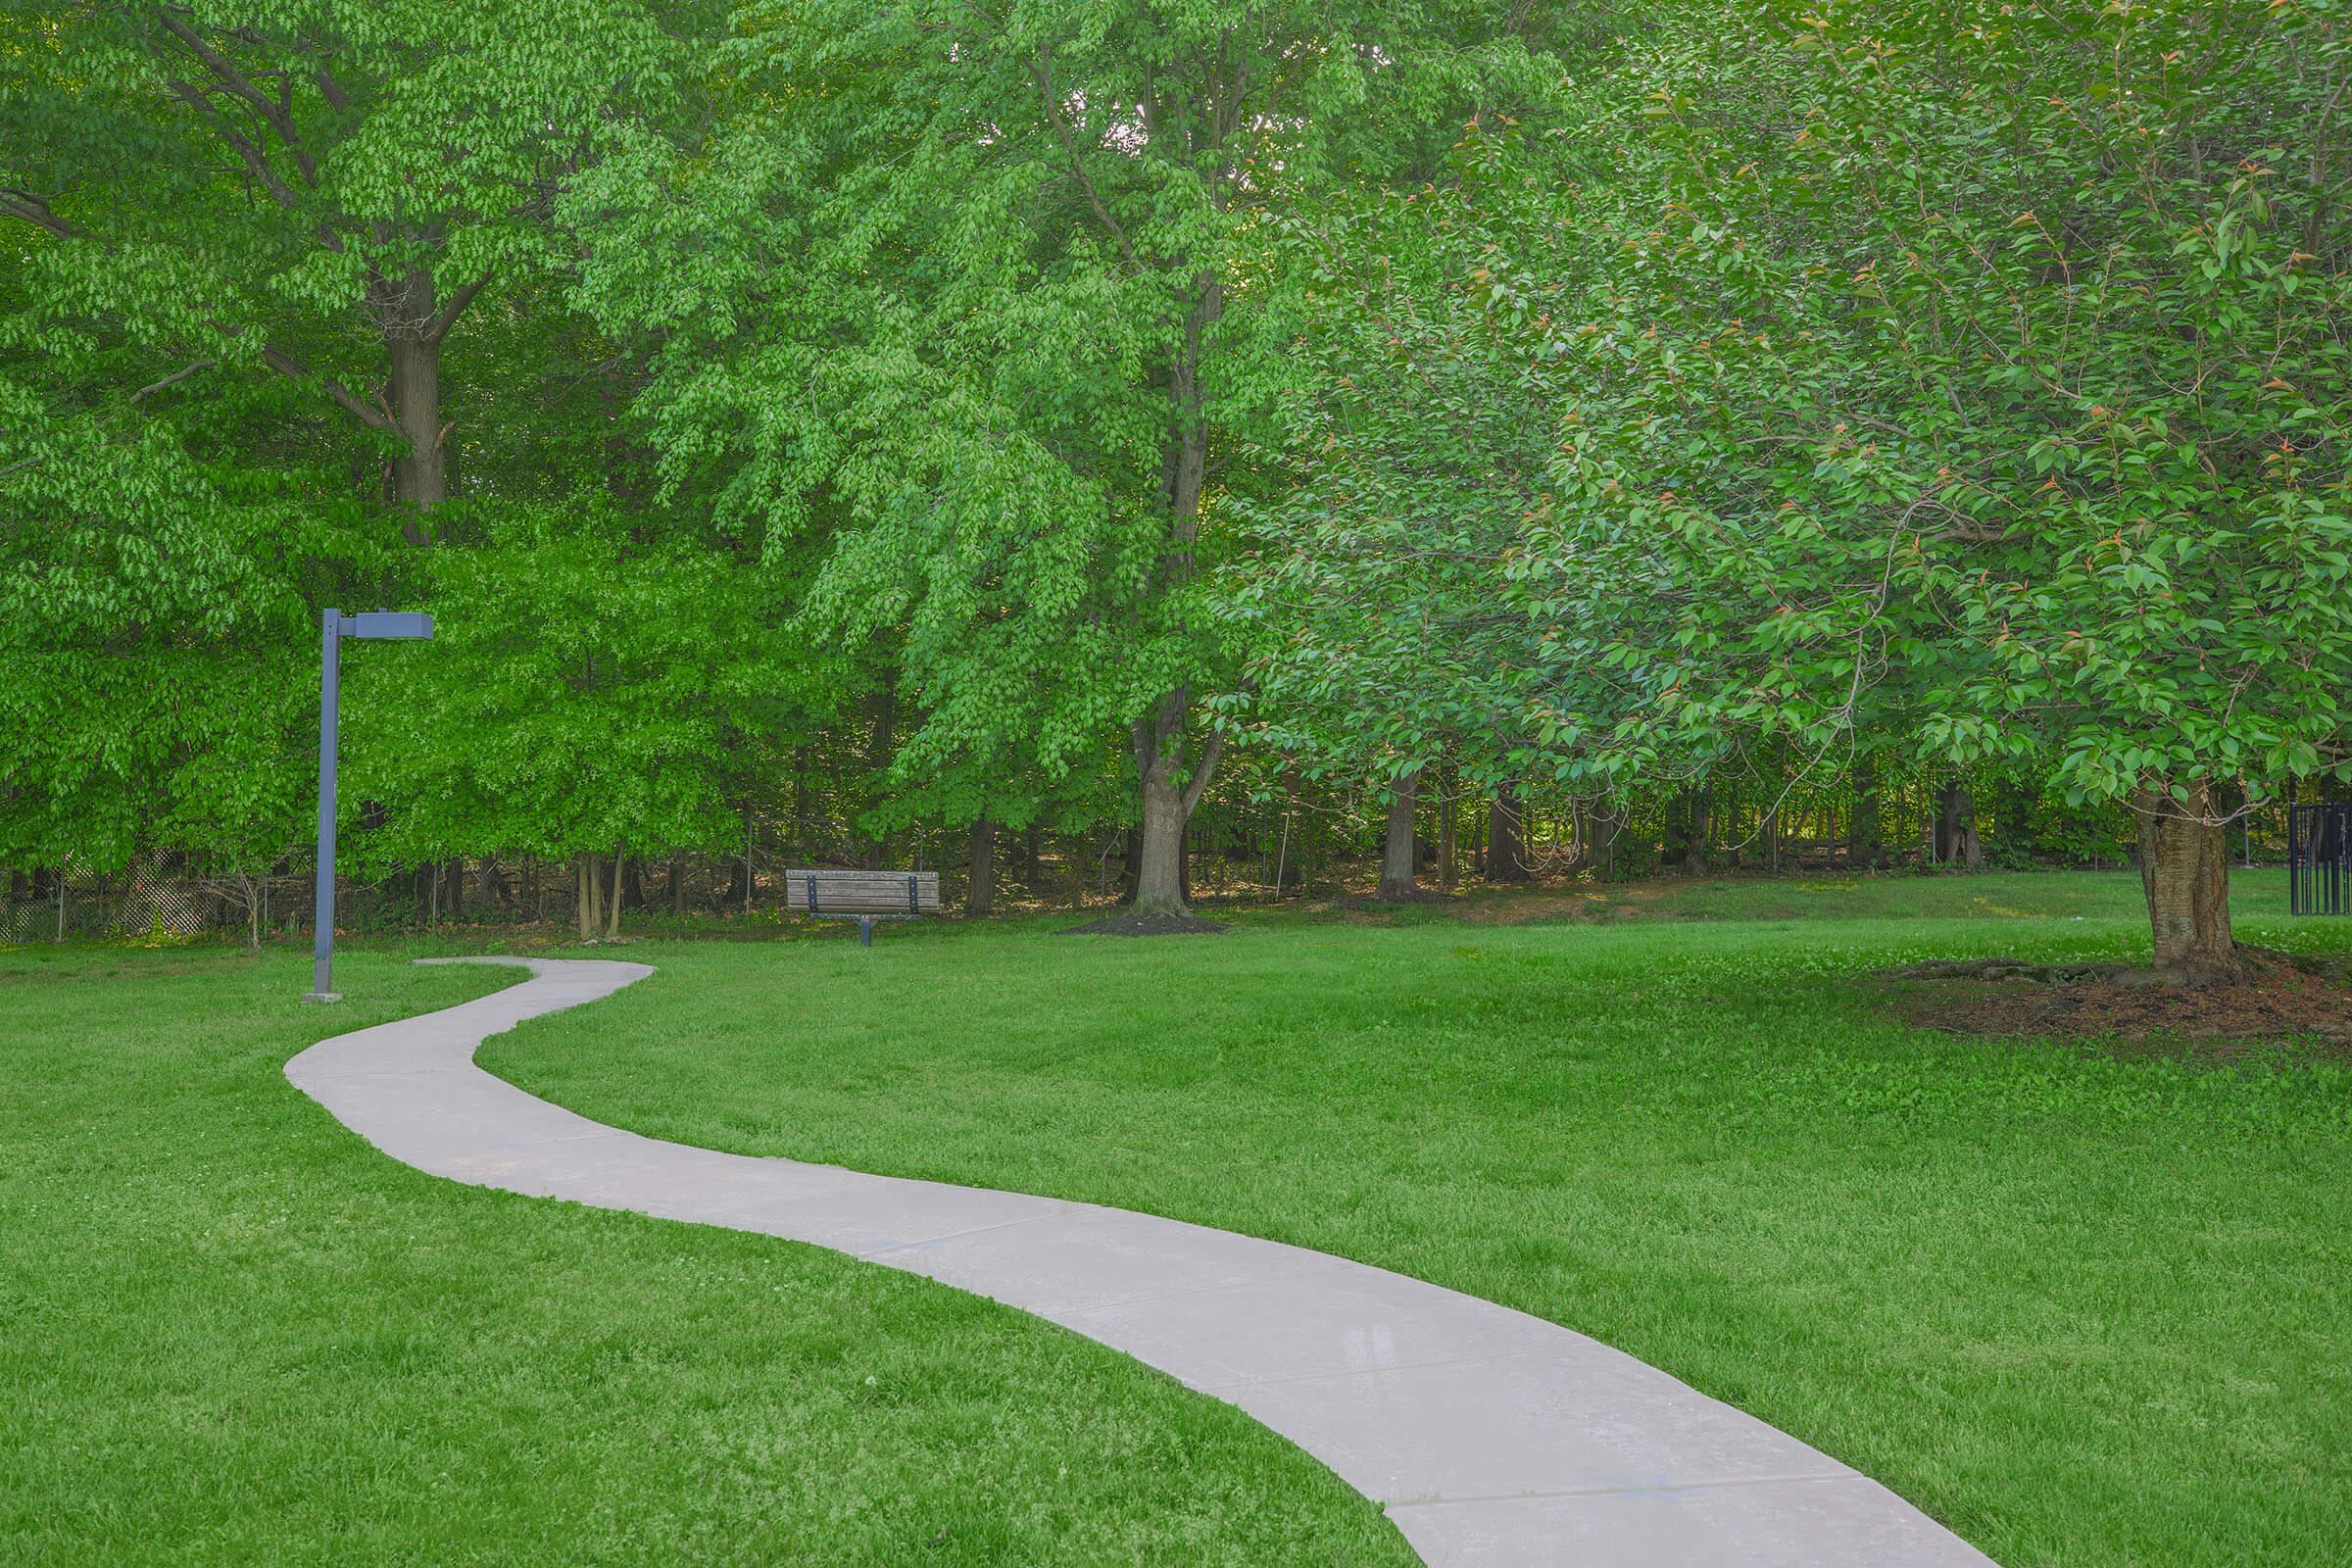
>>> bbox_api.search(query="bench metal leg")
[858,917,874,948]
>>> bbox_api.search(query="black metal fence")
[2289,804,2351,915]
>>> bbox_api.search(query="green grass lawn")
[7,870,2348,1567]
[0,950,1411,1565]
[464,870,2352,1568]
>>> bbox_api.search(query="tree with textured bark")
[1485,788,1530,883]
[1375,765,1424,901]
[566,0,1557,919]
[2,1,679,542]
[1934,784,1983,869]
[1536,0,2352,982]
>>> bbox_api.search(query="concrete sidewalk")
[286,956,1996,1568]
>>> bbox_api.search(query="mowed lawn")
[472,871,2352,1568]
[0,952,1412,1565]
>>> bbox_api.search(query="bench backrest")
[783,868,943,917]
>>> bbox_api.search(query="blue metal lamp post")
[306,609,434,1003]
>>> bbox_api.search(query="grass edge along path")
[480,873,2352,1568]
[292,956,1993,1568]
[0,946,1417,1567]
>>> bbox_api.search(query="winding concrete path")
[286,957,1995,1567]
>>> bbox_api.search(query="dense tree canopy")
[4,0,2345,970]
[1536,0,2352,974]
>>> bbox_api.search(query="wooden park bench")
[784,868,942,945]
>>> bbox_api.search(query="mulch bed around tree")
[1061,910,1232,937]
[1867,951,2352,1050]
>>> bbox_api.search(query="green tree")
[1,2,720,900]
[1541,0,2352,978]
[3,0,679,536]
[1228,126,1574,900]
[570,0,1554,914]
[344,504,806,938]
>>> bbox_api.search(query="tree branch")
[153,8,320,187]
[0,188,87,240]
[165,76,305,213]
[1180,725,1226,819]
[423,268,493,342]
[1,186,377,435]
[254,342,399,434]
[1034,48,1143,274]
[130,357,219,401]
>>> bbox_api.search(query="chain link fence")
[1,862,304,944]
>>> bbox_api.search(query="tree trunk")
[1122,269,1225,921]
[1134,762,1189,914]
[1486,787,1529,883]
[1129,685,1223,917]
[1437,780,1458,891]
[364,259,493,546]
[1848,758,1882,869]
[1378,768,1421,901]
[967,818,997,915]
[669,850,685,916]
[1936,783,1983,867]
[384,321,443,545]
[1592,801,1626,878]
[605,849,624,942]
[1684,790,1712,874]
[576,853,598,942]
[2135,782,2243,983]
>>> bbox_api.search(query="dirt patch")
[1061,910,1232,937]
[1869,951,2352,1049]
[1449,890,1616,925]
[1336,889,1448,909]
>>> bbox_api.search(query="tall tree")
[1,1,707,891]
[570,0,1555,914]
[3,1,677,538]
[1542,0,2352,979]
[1228,126,1572,902]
